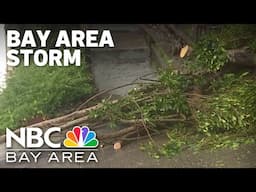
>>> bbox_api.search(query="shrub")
[0,56,93,133]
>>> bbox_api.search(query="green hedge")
[0,58,94,133]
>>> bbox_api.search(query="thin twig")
[120,114,184,124]
[97,126,137,140]
[121,131,162,141]
[76,82,156,111]
[90,122,109,130]
[185,93,209,99]
[131,99,154,143]
[59,115,90,131]
[140,78,160,82]
[135,96,153,103]
[120,118,186,124]
[131,72,158,83]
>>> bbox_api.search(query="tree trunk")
[228,48,256,67]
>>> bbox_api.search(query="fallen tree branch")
[89,122,109,130]
[76,82,157,111]
[112,126,168,149]
[59,115,89,130]
[29,104,101,128]
[97,126,139,140]
[131,72,158,83]
[120,118,186,124]
[113,130,139,150]
[131,99,154,142]
[185,93,209,99]
[165,24,193,45]
[0,111,92,143]
[227,47,256,67]
[26,99,119,129]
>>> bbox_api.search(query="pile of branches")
[3,69,204,149]
[4,67,256,150]
[84,70,210,147]
[4,24,256,150]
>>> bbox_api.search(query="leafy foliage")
[143,124,256,159]
[89,69,192,129]
[188,36,228,72]
[0,54,93,133]
[89,63,256,158]
[195,73,256,135]
[216,24,256,49]
[185,25,256,73]
[92,25,256,158]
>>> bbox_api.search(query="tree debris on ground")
[2,24,256,155]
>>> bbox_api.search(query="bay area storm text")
[6,29,115,67]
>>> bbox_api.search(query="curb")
[0,135,5,144]
[0,128,20,145]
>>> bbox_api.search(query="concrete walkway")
[88,24,156,96]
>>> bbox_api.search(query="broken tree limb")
[165,24,193,45]
[97,126,139,140]
[120,118,186,124]
[0,111,90,143]
[180,44,256,68]
[227,47,256,67]
[180,45,193,58]
[29,104,101,128]
[112,128,166,149]
[27,99,118,129]
[105,126,148,148]
[185,93,209,99]
[113,130,138,150]
[113,141,122,150]
[89,122,109,130]
[59,115,89,130]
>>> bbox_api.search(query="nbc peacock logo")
[63,126,99,148]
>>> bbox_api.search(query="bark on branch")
[29,104,101,128]
[165,24,193,45]
[97,126,138,140]
[227,47,256,67]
